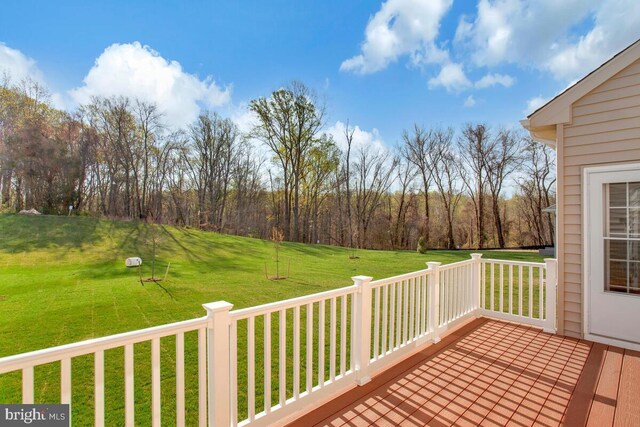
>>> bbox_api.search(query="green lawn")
[0,214,545,425]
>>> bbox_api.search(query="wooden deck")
[287,318,640,427]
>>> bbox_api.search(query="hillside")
[0,214,544,356]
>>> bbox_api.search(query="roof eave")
[520,119,557,149]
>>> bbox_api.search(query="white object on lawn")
[125,257,142,268]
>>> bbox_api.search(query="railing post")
[543,259,557,334]
[427,262,441,343]
[203,301,234,427]
[471,253,483,316]
[353,275,373,386]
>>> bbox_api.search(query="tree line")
[0,77,555,250]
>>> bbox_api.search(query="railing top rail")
[0,316,208,374]
[481,258,546,268]
[369,268,431,289]
[230,284,357,320]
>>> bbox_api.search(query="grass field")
[0,214,545,424]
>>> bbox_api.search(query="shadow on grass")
[0,214,101,253]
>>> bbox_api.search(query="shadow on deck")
[287,318,640,427]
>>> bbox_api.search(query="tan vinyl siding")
[560,58,640,337]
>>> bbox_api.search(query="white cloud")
[70,42,232,128]
[0,42,67,108]
[464,95,476,107]
[340,0,453,74]
[229,104,258,135]
[547,0,640,80]
[525,96,548,115]
[475,73,514,89]
[427,62,471,92]
[456,0,640,82]
[0,42,44,84]
[326,120,387,154]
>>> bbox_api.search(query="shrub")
[417,236,427,254]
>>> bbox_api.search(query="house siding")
[560,58,640,338]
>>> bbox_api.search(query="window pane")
[630,208,640,237]
[609,183,627,207]
[631,263,640,294]
[607,260,627,292]
[630,241,640,262]
[609,208,627,236]
[629,182,640,207]
[606,239,628,260]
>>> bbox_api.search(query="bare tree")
[392,157,417,249]
[484,129,523,248]
[353,146,397,248]
[459,123,490,249]
[431,128,463,249]
[516,138,556,246]
[402,125,435,245]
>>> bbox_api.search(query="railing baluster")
[94,351,104,427]
[447,270,452,323]
[22,366,34,404]
[198,328,206,427]
[539,267,544,320]
[395,281,402,348]
[490,262,495,312]
[422,275,428,334]
[293,306,300,399]
[61,358,71,406]
[279,309,286,407]
[373,288,380,359]
[22,367,34,404]
[409,277,415,341]
[388,283,395,350]
[403,279,409,344]
[247,317,255,422]
[481,261,486,309]
[509,265,513,315]
[414,276,420,339]
[350,295,355,372]
[382,286,388,355]
[340,297,347,376]
[318,300,325,387]
[456,267,460,318]
[152,338,161,427]
[176,333,185,427]
[230,321,238,426]
[306,303,313,393]
[125,344,134,427]
[264,312,271,413]
[529,266,533,318]
[518,266,523,316]
[499,263,504,313]
[330,298,336,381]
[445,270,450,323]
[458,267,462,318]
[463,265,468,314]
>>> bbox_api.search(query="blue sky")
[1,0,639,147]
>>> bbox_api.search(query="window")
[604,182,640,294]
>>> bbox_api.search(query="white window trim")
[583,162,640,350]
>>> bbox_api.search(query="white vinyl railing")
[0,316,209,427]
[0,254,557,427]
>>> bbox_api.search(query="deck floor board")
[287,319,640,427]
